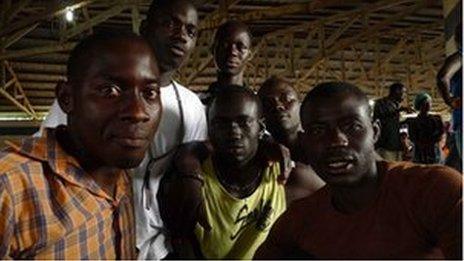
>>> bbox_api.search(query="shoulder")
[174,82,205,109]
[0,148,43,193]
[286,185,329,216]
[381,161,461,197]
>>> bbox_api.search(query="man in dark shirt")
[373,83,413,161]
[255,82,462,259]
[437,23,462,171]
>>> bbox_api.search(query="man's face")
[259,81,300,134]
[214,26,251,76]
[392,86,406,103]
[299,94,379,187]
[420,99,431,113]
[143,1,198,73]
[65,39,161,169]
[209,94,261,166]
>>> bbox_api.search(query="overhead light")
[65,7,74,22]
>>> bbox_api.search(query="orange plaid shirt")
[0,128,137,259]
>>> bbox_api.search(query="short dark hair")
[208,84,262,117]
[146,0,197,24]
[258,75,297,98]
[66,30,140,83]
[301,81,371,120]
[389,82,405,95]
[212,20,252,51]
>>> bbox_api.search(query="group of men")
[0,0,462,259]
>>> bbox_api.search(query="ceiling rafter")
[297,0,430,83]
[0,0,96,38]
[0,61,38,119]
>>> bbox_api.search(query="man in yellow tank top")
[169,85,323,259]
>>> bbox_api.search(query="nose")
[328,127,349,147]
[226,121,242,139]
[173,24,188,43]
[120,90,150,123]
[271,97,285,112]
[227,44,239,57]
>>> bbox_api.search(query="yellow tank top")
[195,158,287,259]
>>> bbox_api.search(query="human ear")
[372,119,381,143]
[56,80,74,114]
[258,118,266,139]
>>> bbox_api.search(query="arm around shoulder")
[285,162,325,203]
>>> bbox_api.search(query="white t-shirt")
[38,81,208,260]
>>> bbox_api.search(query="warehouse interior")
[0,0,460,146]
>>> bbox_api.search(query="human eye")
[236,42,249,53]
[186,24,197,38]
[344,121,364,133]
[99,83,121,98]
[144,84,160,102]
[239,117,255,128]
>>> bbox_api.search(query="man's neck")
[57,127,121,197]
[159,70,176,87]
[217,71,244,86]
[214,155,261,189]
[330,161,380,214]
[271,126,300,150]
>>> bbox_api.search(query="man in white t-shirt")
[38,0,206,259]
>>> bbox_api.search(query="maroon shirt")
[257,161,462,259]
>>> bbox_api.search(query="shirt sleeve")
[0,179,14,259]
[419,166,462,259]
[181,93,208,143]
[374,99,397,120]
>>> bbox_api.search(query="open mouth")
[226,59,240,68]
[170,45,186,57]
[324,157,356,173]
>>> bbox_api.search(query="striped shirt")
[0,128,137,259]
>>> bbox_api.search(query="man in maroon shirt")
[256,82,462,259]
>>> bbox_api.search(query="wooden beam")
[0,23,39,49]
[131,5,141,34]
[187,0,362,84]
[0,42,76,60]
[82,7,93,35]
[0,0,95,38]
[200,0,362,30]
[1,61,38,119]
[297,0,428,83]
[198,0,241,30]
[3,0,31,25]
[60,4,128,41]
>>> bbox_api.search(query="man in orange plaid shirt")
[0,32,162,259]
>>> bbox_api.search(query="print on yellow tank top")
[195,157,287,259]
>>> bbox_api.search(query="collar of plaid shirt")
[6,127,129,203]
[1,127,137,259]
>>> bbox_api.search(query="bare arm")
[437,52,462,107]
[284,162,325,204]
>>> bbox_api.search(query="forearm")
[436,79,453,106]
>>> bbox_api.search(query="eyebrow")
[100,74,158,85]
